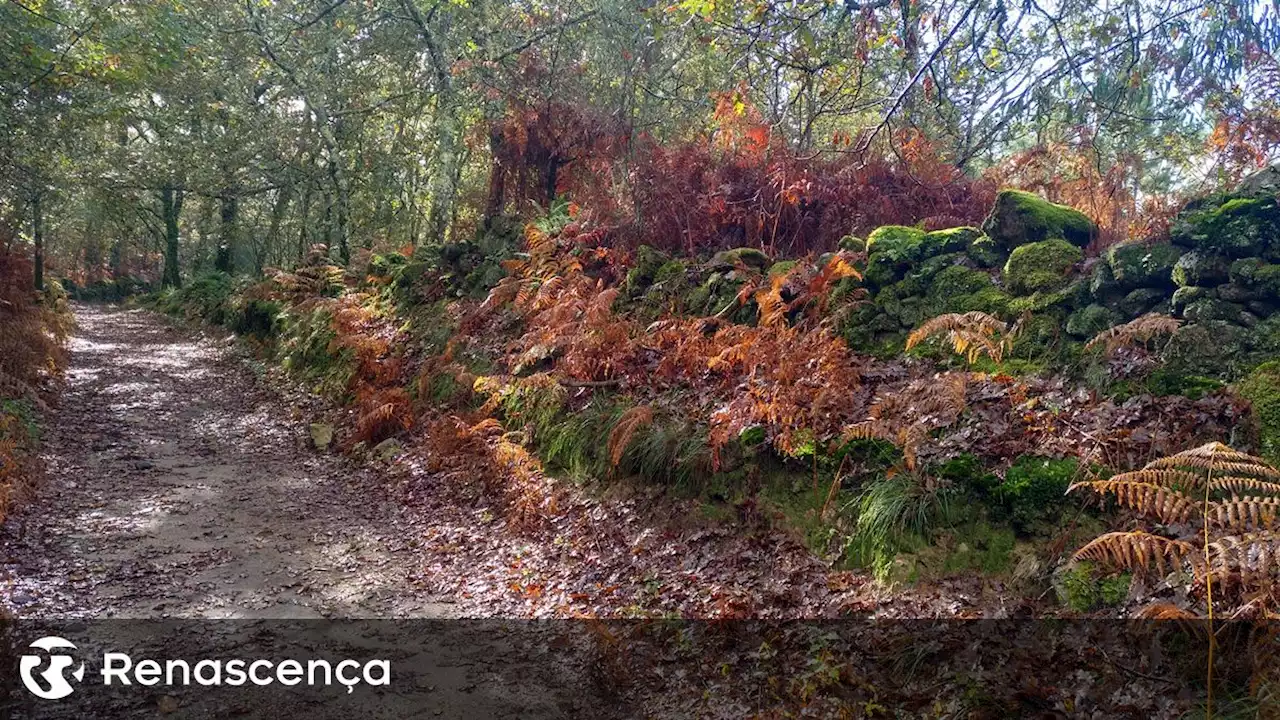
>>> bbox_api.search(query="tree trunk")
[215,191,238,273]
[31,193,43,291]
[161,184,184,288]
[298,182,312,262]
[264,184,292,274]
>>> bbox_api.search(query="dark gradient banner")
[1,619,1274,718]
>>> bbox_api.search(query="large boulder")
[1171,193,1280,259]
[1172,251,1230,288]
[1105,242,1181,290]
[1235,164,1280,198]
[1003,238,1083,295]
[982,190,1097,251]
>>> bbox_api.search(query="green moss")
[966,234,1005,269]
[1002,238,1083,295]
[998,456,1079,533]
[709,247,772,270]
[1171,285,1209,314]
[1160,320,1255,379]
[925,263,981,295]
[981,189,1097,250]
[1172,251,1231,287]
[837,235,866,252]
[626,245,671,296]
[1183,297,1245,324]
[1171,193,1280,259]
[866,225,926,256]
[1256,264,1280,298]
[767,260,798,278]
[922,226,980,255]
[1144,371,1225,400]
[1105,242,1181,289]
[1238,361,1280,464]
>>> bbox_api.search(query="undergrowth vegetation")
[145,176,1280,623]
[0,234,71,523]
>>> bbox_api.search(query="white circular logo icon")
[19,636,85,700]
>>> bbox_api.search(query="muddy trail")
[0,305,613,718]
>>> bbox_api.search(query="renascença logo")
[16,636,391,700]
[20,636,86,700]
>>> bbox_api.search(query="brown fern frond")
[907,312,1010,363]
[1074,531,1195,576]
[608,406,654,467]
[1068,480,1197,524]
[1211,477,1280,496]
[1084,313,1181,355]
[1133,602,1200,620]
[1145,442,1275,474]
[1208,497,1280,531]
[1207,532,1280,591]
[906,311,1005,350]
[1104,469,1205,492]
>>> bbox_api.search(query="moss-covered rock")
[1171,193,1280,259]
[1238,361,1280,464]
[1230,257,1266,286]
[965,234,1004,268]
[866,225,926,256]
[708,247,772,271]
[1217,282,1258,303]
[1002,238,1083,295]
[1172,251,1230,288]
[1171,285,1209,314]
[1088,262,1124,305]
[1066,304,1122,339]
[1183,297,1246,324]
[1119,288,1167,318]
[982,189,1097,251]
[767,260,798,278]
[922,226,981,256]
[1161,320,1252,378]
[837,235,866,252]
[1105,242,1181,290]
[1256,264,1280,299]
[626,245,675,296]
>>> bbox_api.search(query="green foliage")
[1142,371,1225,400]
[844,475,956,582]
[997,456,1079,533]
[1058,562,1130,612]
[1002,238,1083,295]
[1238,361,1280,465]
[157,271,235,323]
[981,190,1096,251]
[229,298,281,339]
[275,306,355,398]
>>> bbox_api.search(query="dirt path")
[1,304,450,620]
[0,305,612,718]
